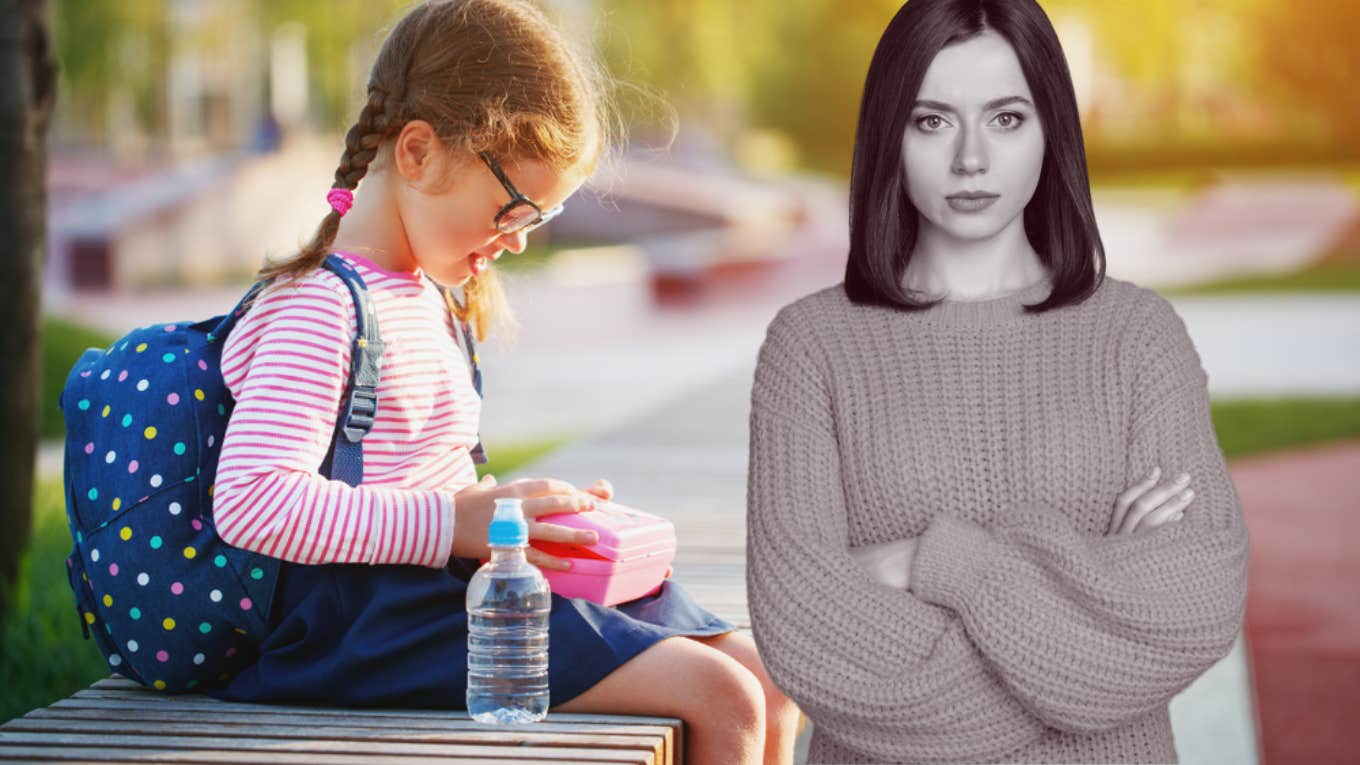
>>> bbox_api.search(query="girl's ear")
[394,120,445,188]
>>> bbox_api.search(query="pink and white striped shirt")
[212,250,481,568]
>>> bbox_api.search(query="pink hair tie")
[327,187,354,217]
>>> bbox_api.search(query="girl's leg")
[551,635,766,765]
[686,631,802,765]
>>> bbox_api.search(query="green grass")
[41,317,118,440]
[1213,397,1360,459]
[1160,262,1360,296]
[0,478,109,724]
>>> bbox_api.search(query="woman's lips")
[468,253,488,275]
[946,194,998,212]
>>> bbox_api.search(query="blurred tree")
[249,0,412,132]
[745,0,900,174]
[49,0,165,149]
[46,0,413,151]
[598,0,756,125]
[0,0,57,612]
[598,0,900,174]
[1242,0,1360,149]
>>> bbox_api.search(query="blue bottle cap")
[487,498,528,547]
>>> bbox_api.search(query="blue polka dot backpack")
[57,253,488,692]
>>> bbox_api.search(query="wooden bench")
[0,675,684,764]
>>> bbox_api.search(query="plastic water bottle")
[466,497,552,724]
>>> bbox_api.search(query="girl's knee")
[694,650,766,729]
[549,635,761,724]
[690,632,795,719]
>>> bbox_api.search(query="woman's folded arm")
[909,293,1251,734]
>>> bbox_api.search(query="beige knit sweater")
[745,274,1250,764]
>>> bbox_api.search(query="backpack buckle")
[340,385,378,442]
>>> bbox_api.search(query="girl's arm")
[907,292,1250,734]
[212,276,458,568]
[747,317,1050,764]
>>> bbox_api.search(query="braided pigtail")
[252,86,404,288]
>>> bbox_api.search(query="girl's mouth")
[468,253,489,275]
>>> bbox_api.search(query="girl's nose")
[499,229,528,255]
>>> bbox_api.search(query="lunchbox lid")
[535,500,675,562]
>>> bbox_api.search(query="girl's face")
[392,122,586,287]
[900,29,1045,245]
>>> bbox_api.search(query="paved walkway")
[1230,438,1360,765]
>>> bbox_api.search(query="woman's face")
[393,122,585,286]
[901,29,1045,245]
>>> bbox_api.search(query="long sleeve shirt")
[746,274,1250,764]
[212,250,482,568]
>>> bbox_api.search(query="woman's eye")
[914,115,945,132]
[996,112,1026,129]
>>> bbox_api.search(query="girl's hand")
[848,537,920,591]
[451,474,604,571]
[1107,466,1195,535]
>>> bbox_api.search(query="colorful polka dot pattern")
[57,279,307,693]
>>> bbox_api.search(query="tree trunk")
[0,0,57,613]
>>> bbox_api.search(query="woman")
[744,1,1251,763]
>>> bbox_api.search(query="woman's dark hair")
[843,0,1105,312]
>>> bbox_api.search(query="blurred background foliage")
[49,0,1360,177]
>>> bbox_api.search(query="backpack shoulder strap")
[317,253,386,486]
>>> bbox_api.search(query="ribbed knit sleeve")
[746,310,1050,763]
[212,276,457,568]
[909,292,1251,734]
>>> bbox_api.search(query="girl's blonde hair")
[255,0,619,343]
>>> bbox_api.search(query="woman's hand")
[848,537,920,591]
[451,474,615,570]
[1107,466,1195,535]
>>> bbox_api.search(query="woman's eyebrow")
[912,95,1033,112]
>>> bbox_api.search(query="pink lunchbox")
[491,500,676,606]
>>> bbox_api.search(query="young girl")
[745,0,1250,763]
[207,2,800,763]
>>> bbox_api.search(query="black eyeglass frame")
[477,151,564,235]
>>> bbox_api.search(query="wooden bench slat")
[5,716,664,756]
[0,744,592,764]
[69,690,685,727]
[47,697,680,734]
[0,732,649,764]
[48,697,679,764]
[30,705,675,740]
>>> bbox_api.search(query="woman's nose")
[952,122,989,175]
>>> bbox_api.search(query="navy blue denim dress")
[209,555,737,708]
[209,292,736,709]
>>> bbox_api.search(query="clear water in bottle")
[466,497,552,724]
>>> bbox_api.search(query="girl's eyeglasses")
[478,151,564,235]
